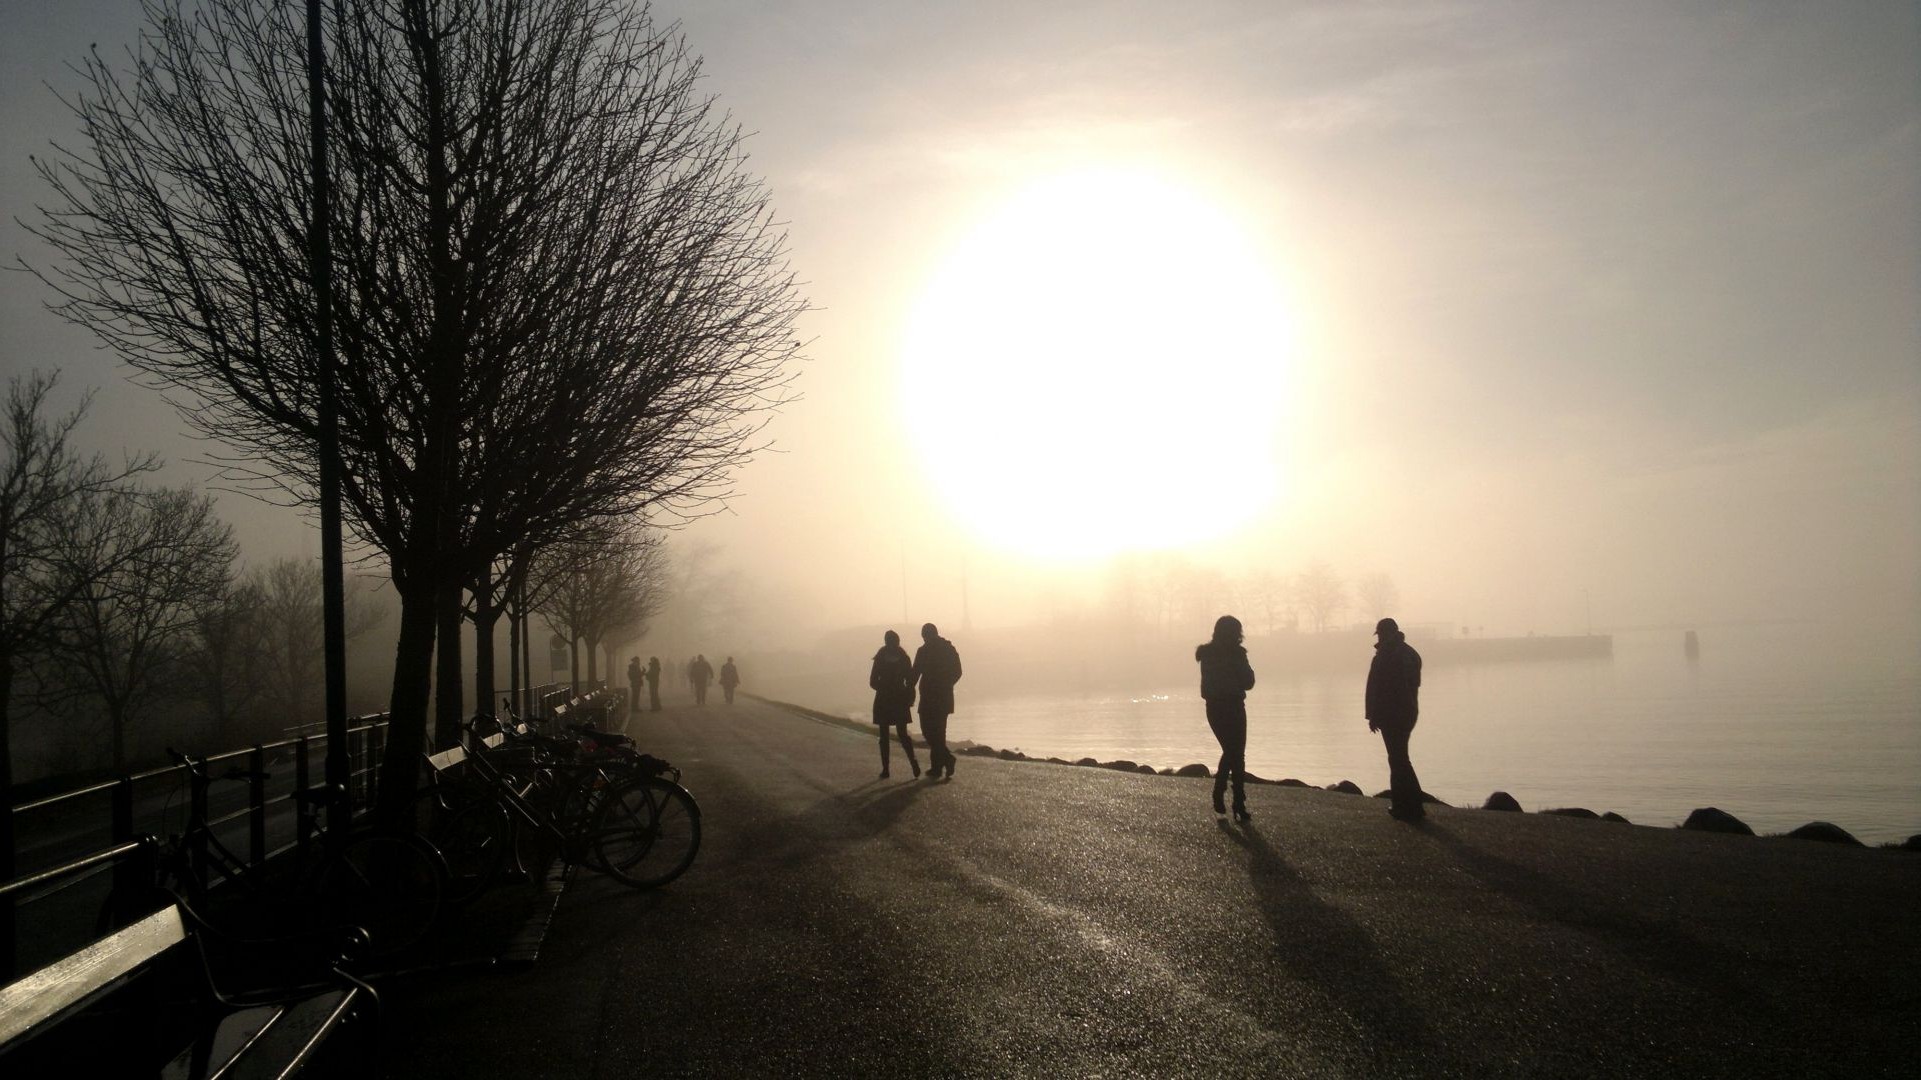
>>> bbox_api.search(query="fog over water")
[1,3,1915,817]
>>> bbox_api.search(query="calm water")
[812,626,1921,844]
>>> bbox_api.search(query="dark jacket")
[646,657,661,685]
[719,661,739,688]
[912,636,963,715]
[690,658,713,686]
[1365,631,1423,727]
[869,644,915,724]
[626,659,642,688]
[1195,641,1255,702]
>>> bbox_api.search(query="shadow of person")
[1217,820,1449,1074]
[713,778,930,873]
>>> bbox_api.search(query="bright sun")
[902,168,1291,559]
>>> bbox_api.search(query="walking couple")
[869,623,963,780]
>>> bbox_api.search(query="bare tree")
[41,487,237,771]
[187,574,267,745]
[534,526,667,697]
[0,372,157,817]
[1294,561,1347,634]
[1242,571,1292,636]
[29,0,806,817]
[1356,572,1400,624]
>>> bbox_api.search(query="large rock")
[1073,757,1100,767]
[1102,760,1139,772]
[1136,764,1157,775]
[962,745,998,758]
[1174,763,1211,778]
[995,748,1026,761]
[1482,791,1523,812]
[1900,835,1921,852]
[1542,807,1599,819]
[1783,821,1862,846]
[1326,780,1364,795]
[1277,778,1311,788]
[1682,807,1754,836]
[1601,812,1631,824]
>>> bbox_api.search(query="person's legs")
[878,723,891,775]
[650,684,660,711]
[920,710,950,777]
[1205,701,1231,813]
[1205,701,1248,813]
[1381,723,1422,818]
[896,724,921,776]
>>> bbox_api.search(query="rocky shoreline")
[749,693,1921,853]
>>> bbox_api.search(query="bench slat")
[0,906,188,1045]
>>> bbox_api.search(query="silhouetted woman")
[870,630,921,779]
[1196,615,1256,821]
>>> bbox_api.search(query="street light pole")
[307,0,350,838]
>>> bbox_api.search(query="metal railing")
[2,716,388,979]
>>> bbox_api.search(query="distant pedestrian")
[626,656,643,717]
[719,657,740,704]
[912,623,963,779]
[1366,617,1425,821]
[870,631,921,779]
[645,656,663,712]
[1196,615,1256,822]
[690,654,714,705]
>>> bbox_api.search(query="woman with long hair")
[870,630,921,779]
[1196,614,1256,821]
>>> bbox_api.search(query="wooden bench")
[0,897,376,1077]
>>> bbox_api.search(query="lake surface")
[793,626,1921,845]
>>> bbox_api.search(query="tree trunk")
[376,574,438,824]
[568,636,580,698]
[506,590,520,719]
[585,634,599,684]
[434,578,464,749]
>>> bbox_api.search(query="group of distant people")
[862,614,1424,821]
[626,653,740,713]
[1198,614,1425,822]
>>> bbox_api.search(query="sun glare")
[901,168,1292,559]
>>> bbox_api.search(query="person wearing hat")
[1365,617,1426,820]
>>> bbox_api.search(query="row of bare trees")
[26,0,804,818]
[1105,556,1401,638]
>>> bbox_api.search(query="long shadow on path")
[1218,820,1451,1076]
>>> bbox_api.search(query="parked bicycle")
[418,718,700,895]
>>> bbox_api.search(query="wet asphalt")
[383,698,1919,1078]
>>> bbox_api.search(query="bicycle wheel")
[591,776,700,889]
[311,831,446,956]
[426,798,510,905]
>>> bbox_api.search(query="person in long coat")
[645,656,663,712]
[869,631,920,779]
[1196,614,1256,821]
[912,623,963,779]
[626,657,644,718]
[1366,617,1426,820]
[690,654,714,705]
[719,657,740,704]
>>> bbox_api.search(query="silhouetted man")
[1366,617,1425,820]
[912,623,963,779]
[626,656,643,718]
[690,654,714,705]
[719,657,740,704]
[645,656,662,712]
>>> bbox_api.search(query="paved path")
[384,699,1918,1078]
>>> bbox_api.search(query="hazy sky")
[2,1,1916,647]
